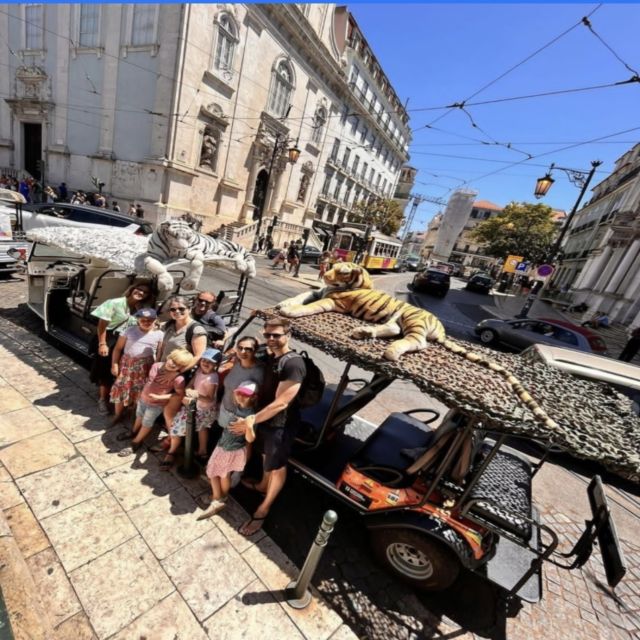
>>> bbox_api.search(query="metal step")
[48,325,91,355]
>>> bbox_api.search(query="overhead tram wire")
[581,15,640,77]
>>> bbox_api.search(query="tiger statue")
[134,219,256,295]
[277,262,558,430]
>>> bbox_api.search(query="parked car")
[267,245,322,263]
[410,268,450,297]
[19,202,153,235]
[465,273,494,294]
[474,317,608,354]
[396,255,421,272]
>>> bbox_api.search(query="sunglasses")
[169,307,187,313]
[133,288,150,295]
[263,332,286,339]
[237,346,255,352]
[196,298,213,304]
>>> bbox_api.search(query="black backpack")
[165,319,225,349]
[278,350,326,408]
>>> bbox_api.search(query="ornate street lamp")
[516,159,602,318]
[288,141,301,164]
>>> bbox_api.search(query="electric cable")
[581,15,640,77]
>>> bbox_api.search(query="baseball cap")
[134,308,157,319]
[235,381,258,397]
[201,348,222,364]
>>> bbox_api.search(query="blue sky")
[351,3,640,229]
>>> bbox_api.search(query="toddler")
[197,381,258,520]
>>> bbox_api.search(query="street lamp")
[253,134,301,251]
[516,159,602,318]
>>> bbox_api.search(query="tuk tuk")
[237,309,634,604]
[22,226,248,356]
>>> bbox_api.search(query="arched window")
[311,107,326,145]
[214,13,238,72]
[268,59,294,118]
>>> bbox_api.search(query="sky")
[350,3,640,230]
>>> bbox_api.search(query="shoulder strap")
[277,350,302,373]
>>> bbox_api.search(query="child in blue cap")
[162,347,222,471]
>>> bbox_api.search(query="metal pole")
[177,398,199,478]
[286,510,338,609]
[293,230,310,278]
[516,160,601,319]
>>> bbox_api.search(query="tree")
[471,201,557,264]
[348,198,404,236]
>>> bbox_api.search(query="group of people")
[89,283,305,537]
[271,242,300,272]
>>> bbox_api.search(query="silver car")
[474,317,608,354]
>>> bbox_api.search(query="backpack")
[278,350,326,408]
[165,319,225,349]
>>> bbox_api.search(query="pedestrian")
[271,242,288,269]
[109,308,164,426]
[128,203,136,216]
[18,179,30,203]
[619,327,640,362]
[163,348,222,469]
[230,317,306,536]
[265,235,274,254]
[116,348,192,454]
[198,381,258,520]
[318,250,331,280]
[90,282,155,415]
[58,182,68,201]
[135,203,144,218]
[258,235,265,252]
[191,291,227,347]
[286,243,299,273]
[112,201,121,212]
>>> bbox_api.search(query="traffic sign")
[503,254,524,274]
[537,264,555,277]
[515,261,529,273]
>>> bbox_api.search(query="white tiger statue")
[134,219,256,295]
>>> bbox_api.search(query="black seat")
[351,412,436,480]
[466,448,533,540]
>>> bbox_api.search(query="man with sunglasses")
[191,291,227,347]
[230,317,306,537]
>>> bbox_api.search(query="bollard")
[177,399,199,479]
[285,510,338,609]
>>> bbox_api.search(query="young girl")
[117,348,192,456]
[163,348,222,470]
[110,308,164,426]
[197,381,258,520]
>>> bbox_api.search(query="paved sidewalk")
[0,318,353,639]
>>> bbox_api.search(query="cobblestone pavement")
[1,273,639,640]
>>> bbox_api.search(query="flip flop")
[238,516,265,537]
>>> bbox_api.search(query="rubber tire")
[370,528,460,591]
[479,329,496,345]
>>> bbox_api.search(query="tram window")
[338,235,353,250]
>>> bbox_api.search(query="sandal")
[238,515,266,537]
[197,498,227,521]
[159,454,175,471]
[117,442,142,457]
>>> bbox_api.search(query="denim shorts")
[136,399,164,428]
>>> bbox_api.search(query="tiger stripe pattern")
[277,262,558,430]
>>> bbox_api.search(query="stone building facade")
[0,4,409,237]
[556,142,640,326]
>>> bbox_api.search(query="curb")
[0,510,53,640]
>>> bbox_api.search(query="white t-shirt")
[122,326,164,358]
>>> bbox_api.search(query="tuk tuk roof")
[260,310,640,483]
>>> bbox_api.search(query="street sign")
[537,264,555,277]
[503,255,524,274]
[515,261,529,273]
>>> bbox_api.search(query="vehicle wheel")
[370,528,460,591]
[479,329,496,345]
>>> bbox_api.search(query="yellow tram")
[332,227,402,271]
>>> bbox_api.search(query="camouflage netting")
[259,309,640,484]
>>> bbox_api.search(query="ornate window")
[214,13,238,72]
[311,107,326,145]
[268,59,294,118]
[79,4,99,48]
[297,174,310,202]
[131,4,156,46]
[25,4,44,50]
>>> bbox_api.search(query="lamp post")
[516,159,602,318]
[252,134,301,251]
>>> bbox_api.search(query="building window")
[311,107,326,145]
[361,161,368,181]
[321,173,332,196]
[342,147,351,169]
[214,13,238,72]
[268,59,294,118]
[78,5,99,48]
[297,174,310,202]
[349,65,359,86]
[132,4,156,46]
[334,178,343,200]
[330,138,340,162]
[360,126,368,144]
[25,4,44,50]
[352,155,360,175]
[198,125,220,173]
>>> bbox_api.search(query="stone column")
[592,246,624,293]
[268,161,287,215]
[573,233,614,290]
[605,238,640,293]
[241,147,263,223]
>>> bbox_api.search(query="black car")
[465,273,494,294]
[410,268,451,297]
[267,245,323,263]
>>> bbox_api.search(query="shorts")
[136,399,164,428]
[170,404,217,437]
[256,424,297,472]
